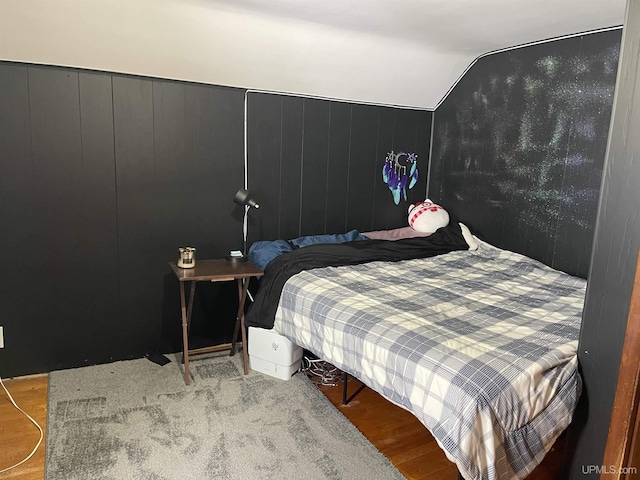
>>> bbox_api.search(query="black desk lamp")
[227,188,260,263]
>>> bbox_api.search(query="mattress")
[272,238,586,480]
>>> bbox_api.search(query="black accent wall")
[429,30,622,278]
[0,66,433,377]
[245,92,432,245]
[0,64,246,377]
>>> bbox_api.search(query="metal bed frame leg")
[342,371,349,405]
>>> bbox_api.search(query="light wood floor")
[0,375,48,480]
[0,372,564,480]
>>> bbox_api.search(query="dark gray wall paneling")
[347,104,380,232]
[247,93,287,244]
[247,92,432,245]
[0,63,429,377]
[429,30,621,278]
[77,72,119,362]
[278,97,305,240]
[191,85,246,255]
[300,98,331,235]
[0,65,36,372]
[28,67,87,368]
[568,1,640,476]
[325,102,352,234]
[0,63,245,376]
[113,76,161,357]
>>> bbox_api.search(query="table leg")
[186,282,196,333]
[240,307,249,375]
[233,278,252,375]
[179,281,190,386]
[179,281,197,386]
[230,279,243,357]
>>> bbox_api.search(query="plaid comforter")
[273,239,586,480]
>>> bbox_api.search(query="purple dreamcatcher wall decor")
[382,151,418,204]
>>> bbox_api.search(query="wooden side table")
[169,259,263,385]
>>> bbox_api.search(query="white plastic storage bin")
[248,327,303,380]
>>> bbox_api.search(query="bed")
[245,223,586,480]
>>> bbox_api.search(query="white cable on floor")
[0,376,44,474]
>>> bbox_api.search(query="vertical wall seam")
[344,105,353,232]
[110,75,122,303]
[26,67,35,201]
[298,98,305,236]
[371,108,381,230]
[279,96,284,237]
[426,110,435,199]
[324,103,332,233]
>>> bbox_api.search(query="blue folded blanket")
[248,229,368,270]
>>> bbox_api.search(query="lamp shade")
[233,188,260,209]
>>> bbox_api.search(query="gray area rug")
[45,353,405,480]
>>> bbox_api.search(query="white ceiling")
[0,0,627,109]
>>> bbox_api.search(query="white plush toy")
[408,199,450,233]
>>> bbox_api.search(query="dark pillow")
[248,240,294,271]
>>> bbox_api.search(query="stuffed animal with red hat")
[408,199,450,233]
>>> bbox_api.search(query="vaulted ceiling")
[0,0,627,109]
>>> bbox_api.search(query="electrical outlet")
[0,326,3,348]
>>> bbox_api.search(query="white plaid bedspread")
[273,239,586,480]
